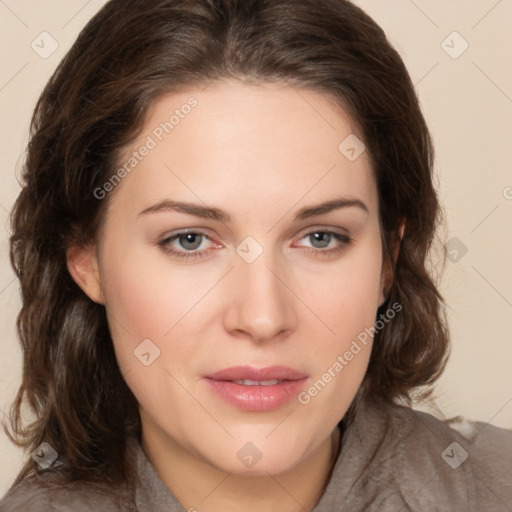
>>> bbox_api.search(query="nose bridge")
[225,239,297,341]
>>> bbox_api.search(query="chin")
[192,431,317,476]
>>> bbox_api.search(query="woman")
[1,0,511,510]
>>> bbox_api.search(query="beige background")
[1,0,511,496]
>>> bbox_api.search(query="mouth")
[231,379,283,386]
[203,365,308,412]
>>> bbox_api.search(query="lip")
[206,365,308,382]
[203,365,308,412]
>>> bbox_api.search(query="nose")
[222,247,298,343]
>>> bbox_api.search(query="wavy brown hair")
[4,0,449,493]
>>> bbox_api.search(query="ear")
[66,244,104,304]
[378,218,406,307]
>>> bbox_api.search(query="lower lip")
[204,378,308,412]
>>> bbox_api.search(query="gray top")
[1,396,511,511]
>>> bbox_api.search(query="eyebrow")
[138,197,369,222]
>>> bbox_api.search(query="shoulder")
[0,470,134,512]
[380,399,512,510]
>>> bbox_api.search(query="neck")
[141,422,341,512]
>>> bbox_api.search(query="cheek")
[304,236,383,340]
[98,235,223,391]
[99,230,207,336]
[296,236,383,402]
[98,251,204,421]
[98,238,175,373]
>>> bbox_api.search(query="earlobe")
[66,245,104,304]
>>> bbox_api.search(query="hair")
[5,0,450,494]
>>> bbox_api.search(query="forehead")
[110,80,377,221]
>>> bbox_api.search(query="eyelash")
[157,229,353,261]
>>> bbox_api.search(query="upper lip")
[205,365,308,381]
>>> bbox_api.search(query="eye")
[157,230,217,260]
[295,229,352,257]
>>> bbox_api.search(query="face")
[78,80,389,476]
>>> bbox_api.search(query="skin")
[67,80,395,512]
